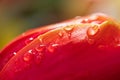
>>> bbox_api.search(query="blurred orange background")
[0,0,120,49]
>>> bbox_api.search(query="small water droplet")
[84,19,89,22]
[13,52,17,55]
[89,15,98,21]
[58,31,63,37]
[115,38,120,47]
[81,19,90,23]
[116,44,120,47]
[52,44,59,47]
[38,37,43,43]
[47,44,59,53]
[25,37,34,44]
[87,25,99,36]
[28,49,33,53]
[64,26,73,31]
[23,50,33,62]
[35,44,46,52]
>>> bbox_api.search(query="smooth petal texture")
[1,13,120,80]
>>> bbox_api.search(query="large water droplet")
[47,44,59,53]
[23,50,33,62]
[64,26,73,31]
[25,37,34,44]
[64,25,74,39]
[87,25,99,36]
[35,44,46,52]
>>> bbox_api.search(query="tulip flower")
[1,13,120,80]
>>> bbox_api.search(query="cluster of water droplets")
[23,48,43,65]
[23,42,60,65]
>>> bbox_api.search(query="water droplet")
[115,38,120,47]
[13,52,17,55]
[23,50,33,62]
[58,31,63,37]
[89,15,98,21]
[116,44,120,47]
[38,37,43,43]
[35,44,46,52]
[84,19,89,22]
[28,49,33,53]
[87,25,99,36]
[52,44,59,47]
[25,37,34,44]
[47,44,59,53]
[81,19,90,23]
[64,25,74,39]
[64,25,74,32]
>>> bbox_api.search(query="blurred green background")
[0,0,120,49]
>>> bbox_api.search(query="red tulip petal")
[1,13,120,80]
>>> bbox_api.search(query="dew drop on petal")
[84,19,89,22]
[115,38,120,47]
[47,44,59,53]
[58,31,63,38]
[81,18,90,23]
[13,52,17,55]
[35,44,46,52]
[25,37,34,44]
[64,26,74,39]
[64,26,73,32]
[28,49,33,54]
[87,25,99,36]
[23,50,33,62]
[38,37,43,43]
